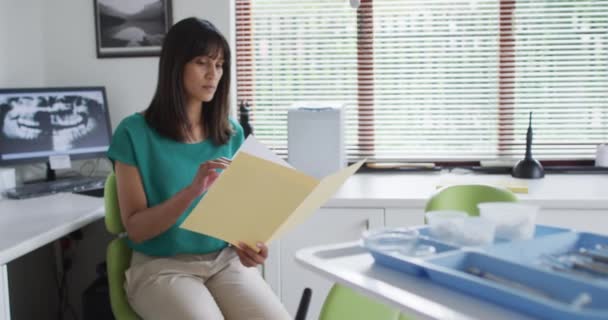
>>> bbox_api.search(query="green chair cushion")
[319,284,400,320]
[398,314,415,320]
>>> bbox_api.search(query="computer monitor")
[0,86,112,180]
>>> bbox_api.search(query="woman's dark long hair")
[145,18,232,144]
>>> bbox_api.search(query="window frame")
[235,0,604,165]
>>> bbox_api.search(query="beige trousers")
[124,247,291,320]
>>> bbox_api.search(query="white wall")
[43,0,235,129]
[0,1,234,319]
[0,0,46,87]
[0,0,233,126]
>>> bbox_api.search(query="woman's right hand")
[189,157,231,196]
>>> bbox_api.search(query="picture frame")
[93,0,172,58]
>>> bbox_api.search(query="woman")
[108,18,290,320]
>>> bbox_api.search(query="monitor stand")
[24,162,71,185]
[45,161,56,182]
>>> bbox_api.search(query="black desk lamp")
[512,112,545,179]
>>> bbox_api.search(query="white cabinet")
[277,208,384,319]
[385,208,425,228]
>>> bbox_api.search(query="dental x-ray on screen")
[0,87,112,164]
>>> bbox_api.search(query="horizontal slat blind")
[371,0,499,160]
[507,0,608,159]
[236,0,608,161]
[236,0,358,157]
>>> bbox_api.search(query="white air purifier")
[287,103,346,178]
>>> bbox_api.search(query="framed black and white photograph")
[93,0,172,58]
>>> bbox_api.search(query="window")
[236,0,607,161]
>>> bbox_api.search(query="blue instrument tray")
[363,225,608,319]
[424,251,608,320]
[416,223,569,242]
[367,237,458,276]
[487,232,608,286]
[365,224,569,277]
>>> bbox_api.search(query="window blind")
[236,0,608,161]
[507,0,608,159]
[236,0,358,158]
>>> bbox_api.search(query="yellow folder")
[437,177,528,194]
[181,143,364,249]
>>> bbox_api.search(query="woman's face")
[183,53,224,104]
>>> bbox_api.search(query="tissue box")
[0,168,16,197]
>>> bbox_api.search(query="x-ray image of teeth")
[0,91,109,155]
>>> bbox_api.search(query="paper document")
[181,136,364,249]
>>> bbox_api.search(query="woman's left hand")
[235,241,268,268]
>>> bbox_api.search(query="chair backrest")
[319,284,400,320]
[424,184,518,216]
[104,173,140,320]
[105,173,124,235]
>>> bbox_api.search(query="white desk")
[0,193,104,320]
[326,172,608,209]
[296,241,534,320]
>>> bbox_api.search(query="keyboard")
[3,176,106,199]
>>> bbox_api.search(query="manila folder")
[180,152,364,249]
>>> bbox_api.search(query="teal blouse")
[107,113,244,256]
